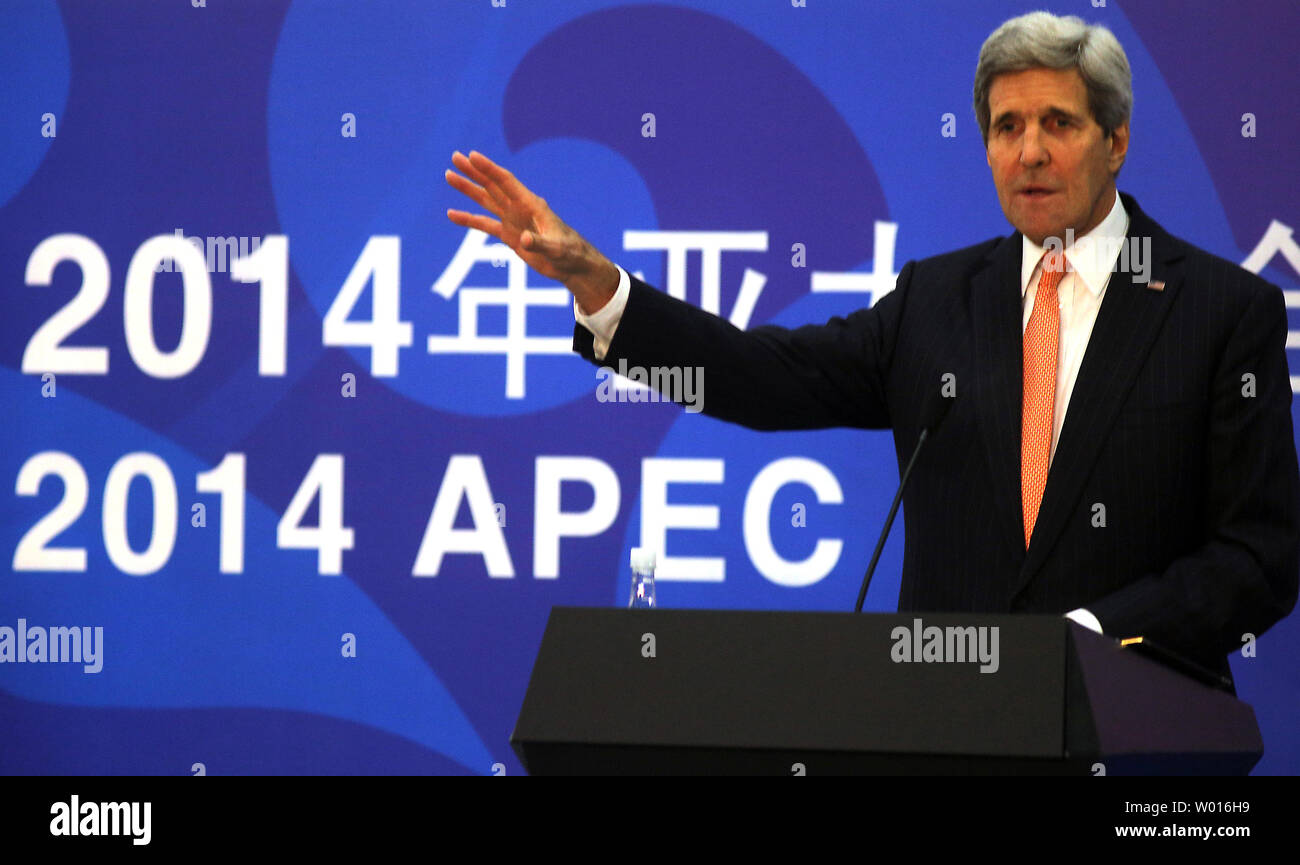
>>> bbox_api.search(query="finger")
[444,169,500,216]
[468,150,537,207]
[446,209,504,238]
[452,151,512,212]
[452,150,496,191]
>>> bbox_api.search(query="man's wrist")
[570,256,619,315]
[574,265,630,360]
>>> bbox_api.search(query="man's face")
[985,66,1129,246]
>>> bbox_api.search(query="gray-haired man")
[445,12,1298,689]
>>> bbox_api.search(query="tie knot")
[1037,249,1067,295]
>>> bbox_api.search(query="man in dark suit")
[445,12,1298,687]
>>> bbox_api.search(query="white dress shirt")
[574,192,1131,636]
[573,265,631,358]
[1020,192,1129,465]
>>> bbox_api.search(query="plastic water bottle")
[628,548,657,609]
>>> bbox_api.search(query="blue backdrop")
[3,0,1297,774]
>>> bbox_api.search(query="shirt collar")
[1020,190,1130,297]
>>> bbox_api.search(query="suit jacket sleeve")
[1087,281,1300,658]
[572,264,914,431]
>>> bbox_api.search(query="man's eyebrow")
[991,106,1085,127]
[1042,105,1084,120]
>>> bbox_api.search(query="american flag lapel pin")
[1147,279,1165,292]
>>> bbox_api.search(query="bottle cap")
[629,547,657,571]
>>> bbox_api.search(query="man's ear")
[985,144,992,169]
[1108,121,1130,174]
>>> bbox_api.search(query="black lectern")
[510,608,1262,775]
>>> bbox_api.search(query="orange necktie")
[1022,250,1066,548]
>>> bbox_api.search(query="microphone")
[854,389,954,613]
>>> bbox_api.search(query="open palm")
[445,150,598,287]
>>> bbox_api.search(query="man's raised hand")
[445,150,618,313]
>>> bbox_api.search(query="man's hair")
[973,11,1132,146]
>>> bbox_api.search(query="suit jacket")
[573,192,1299,685]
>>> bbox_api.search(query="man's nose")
[1019,124,1049,167]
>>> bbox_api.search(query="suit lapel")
[969,232,1028,567]
[1014,194,1187,594]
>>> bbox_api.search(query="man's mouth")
[1017,186,1057,199]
